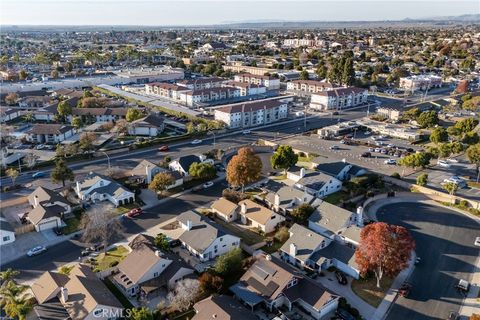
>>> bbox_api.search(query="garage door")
[37,220,58,232]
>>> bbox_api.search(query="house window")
[3,236,10,242]
[219,238,223,242]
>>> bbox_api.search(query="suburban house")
[168,155,213,177]
[113,234,194,298]
[128,114,165,137]
[309,87,368,111]
[238,199,286,234]
[230,254,339,319]
[31,264,123,320]
[311,158,367,181]
[0,107,21,123]
[0,218,15,245]
[27,187,72,232]
[30,104,58,121]
[211,197,239,222]
[308,201,359,239]
[130,159,183,188]
[176,211,241,263]
[25,124,75,144]
[67,107,128,123]
[75,172,135,207]
[193,295,257,320]
[263,184,314,214]
[214,99,289,129]
[287,166,342,198]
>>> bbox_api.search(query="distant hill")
[405,14,480,22]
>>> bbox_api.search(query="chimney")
[356,206,364,227]
[145,164,151,184]
[274,193,280,208]
[34,195,39,207]
[186,220,193,231]
[240,202,247,214]
[59,287,68,303]
[289,243,297,257]
[299,167,305,178]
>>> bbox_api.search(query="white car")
[330,145,339,150]
[443,176,467,187]
[475,237,480,247]
[242,130,251,134]
[387,144,395,148]
[27,246,47,257]
[384,159,397,165]
[364,131,372,135]
[203,181,214,189]
[191,139,202,145]
[447,158,459,163]
[438,160,451,168]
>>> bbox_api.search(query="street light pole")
[102,151,111,169]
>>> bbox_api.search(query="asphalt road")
[377,202,480,320]
[1,180,229,282]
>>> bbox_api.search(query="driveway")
[376,202,480,320]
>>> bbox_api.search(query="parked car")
[443,176,467,187]
[368,147,375,152]
[126,208,142,218]
[335,271,348,285]
[158,145,169,151]
[81,248,93,256]
[475,237,480,247]
[414,257,421,265]
[242,130,251,134]
[361,152,371,158]
[32,171,46,179]
[27,246,47,257]
[455,279,470,292]
[399,282,412,297]
[191,139,202,145]
[35,144,45,150]
[336,309,356,320]
[438,160,450,168]
[384,159,397,165]
[203,181,214,189]
[330,145,339,150]
[53,228,63,236]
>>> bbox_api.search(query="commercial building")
[399,75,442,91]
[283,39,326,48]
[115,67,184,84]
[310,87,368,110]
[214,99,288,129]
[234,73,281,90]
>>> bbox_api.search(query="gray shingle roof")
[309,201,354,234]
[310,241,358,269]
[297,171,334,191]
[280,224,327,263]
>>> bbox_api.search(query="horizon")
[1,0,478,26]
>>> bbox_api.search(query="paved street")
[376,202,480,320]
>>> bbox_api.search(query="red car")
[398,282,412,297]
[126,208,143,218]
[158,145,169,151]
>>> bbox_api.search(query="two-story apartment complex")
[233,73,281,90]
[310,87,368,111]
[214,99,288,129]
[286,80,337,93]
[26,124,75,144]
[399,75,442,91]
[179,87,241,107]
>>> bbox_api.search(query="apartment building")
[214,99,288,128]
[223,81,267,96]
[26,124,75,144]
[310,87,368,111]
[287,80,337,93]
[223,65,277,76]
[234,73,281,90]
[179,87,241,107]
[176,77,225,90]
[283,38,326,48]
[145,82,191,100]
[399,75,442,91]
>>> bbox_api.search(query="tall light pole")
[102,151,111,169]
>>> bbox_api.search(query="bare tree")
[81,205,124,251]
[24,153,39,169]
[167,279,200,312]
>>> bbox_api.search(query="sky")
[1,0,478,26]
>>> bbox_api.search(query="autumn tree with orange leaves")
[355,222,415,288]
[226,147,262,193]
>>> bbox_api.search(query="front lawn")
[91,245,129,272]
[351,275,394,307]
[116,201,144,215]
[208,215,264,246]
[260,239,285,254]
[62,210,84,234]
[323,191,350,205]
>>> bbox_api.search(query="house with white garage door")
[27,187,72,232]
[75,172,135,207]
[128,114,165,137]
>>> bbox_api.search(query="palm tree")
[0,268,19,287]
[0,282,34,320]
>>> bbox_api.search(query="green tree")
[0,281,33,320]
[51,159,74,187]
[50,70,59,79]
[466,144,480,178]
[438,143,452,159]
[462,131,479,145]
[398,152,430,170]
[5,92,19,106]
[188,162,216,180]
[154,233,170,252]
[429,127,448,144]
[18,70,28,80]
[402,107,421,121]
[416,111,439,128]
[57,100,72,121]
[126,108,143,122]
[450,141,464,154]
[5,168,19,185]
[299,70,309,80]
[274,226,290,243]
[291,203,315,224]
[129,307,154,320]
[416,173,428,186]
[0,269,19,287]
[64,61,73,73]
[226,147,262,193]
[443,182,458,195]
[71,116,83,128]
[213,247,243,276]
[270,145,298,173]
[341,58,355,86]
[79,132,97,152]
[148,172,175,195]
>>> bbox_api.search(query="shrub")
[109,261,119,267]
[416,173,428,186]
[390,172,401,179]
[274,226,290,243]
